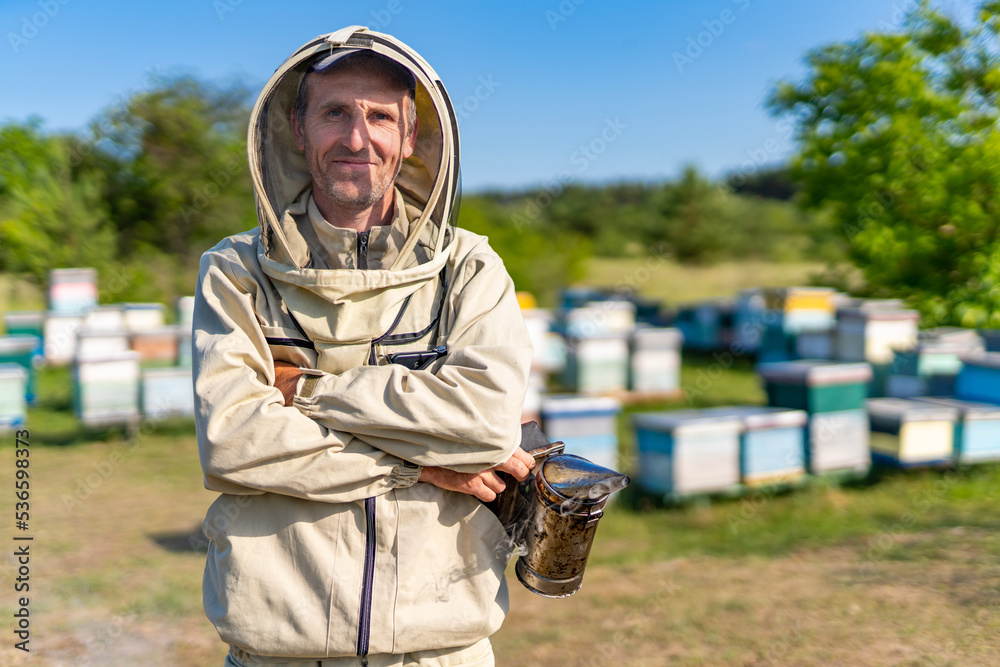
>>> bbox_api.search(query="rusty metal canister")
[515,453,629,598]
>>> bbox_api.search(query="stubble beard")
[310,143,403,214]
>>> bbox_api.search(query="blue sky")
[0,0,930,191]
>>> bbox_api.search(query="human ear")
[402,115,419,159]
[291,110,306,152]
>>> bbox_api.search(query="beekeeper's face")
[292,66,417,217]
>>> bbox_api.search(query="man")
[193,27,533,666]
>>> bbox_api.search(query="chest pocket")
[367,267,451,370]
[261,325,318,368]
[262,267,451,373]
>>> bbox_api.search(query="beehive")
[867,398,957,468]
[49,268,97,314]
[912,397,1000,465]
[43,313,84,365]
[563,336,629,394]
[807,409,871,476]
[629,326,682,393]
[74,352,141,427]
[541,395,622,473]
[632,410,743,496]
[141,367,195,419]
[955,353,1000,405]
[701,406,807,487]
[3,311,44,338]
[0,363,27,429]
[0,335,41,404]
[758,361,872,414]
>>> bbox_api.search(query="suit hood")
[248,26,461,272]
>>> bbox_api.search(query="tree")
[94,76,255,265]
[770,1,1000,327]
[0,122,117,289]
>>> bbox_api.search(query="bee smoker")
[486,422,630,598]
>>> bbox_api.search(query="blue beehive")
[955,353,1000,404]
[887,328,983,399]
[632,410,743,497]
[701,406,808,487]
[673,301,733,352]
[540,395,622,473]
[912,397,1000,464]
[0,335,42,405]
[980,329,1000,353]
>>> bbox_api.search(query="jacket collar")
[274,187,433,271]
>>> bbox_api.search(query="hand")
[419,447,536,502]
[494,447,535,482]
[273,361,303,407]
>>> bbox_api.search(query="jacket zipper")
[357,496,376,664]
[357,230,370,270]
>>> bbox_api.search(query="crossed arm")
[273,361,535,501]
[194,236,534,504]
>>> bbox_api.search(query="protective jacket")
[193,27,532,662]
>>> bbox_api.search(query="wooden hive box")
[955,353,1000,405]
[0,363,27,429]
[913,397,1000,464]
[3,311,45,338]
[563,336,629,395]
[807,409,871,476]
[632,410,743,497]
[74,351,141,427]
[48,267,97,315]
[141,367,195,419]
[541,395,622,473]
[0,335,41,404]
[757,360,872,414]
[43,312,84,365]
[867,398,957,468]
[701,406,808,487]
[130,326,182,365]
[629,326,682,393]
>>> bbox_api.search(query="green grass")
[7,343,1000,664]
[578,257,836,306]
[0,273,45,315]
[594,463,1000,564]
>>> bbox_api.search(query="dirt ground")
[2,433,999,666]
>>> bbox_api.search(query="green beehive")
[757,360,872,414]
[3,311,45,338]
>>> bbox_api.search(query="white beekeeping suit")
[193,26,532,665]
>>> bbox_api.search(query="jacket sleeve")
[292,243,534,474]
[193,243,421,503]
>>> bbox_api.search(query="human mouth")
[331,159,376,170]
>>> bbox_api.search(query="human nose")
[342,114,371,153]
